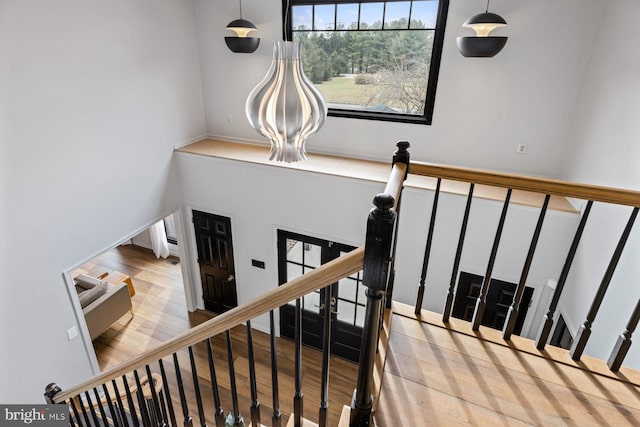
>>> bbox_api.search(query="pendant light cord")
[284,0,291,41]
[239,0,243,19]
[486,0,490,13]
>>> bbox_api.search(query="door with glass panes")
[278,230,365,363]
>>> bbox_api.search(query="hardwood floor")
[73,245,358,426]
[375,310,640,426]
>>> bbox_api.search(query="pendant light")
[245,2,327,163]
[457,0,508,57]
[225,0,260,53]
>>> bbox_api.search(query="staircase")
[45,142,640,426]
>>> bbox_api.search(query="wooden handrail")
[410,161,640,207]
[54,246,364,403]
[383,163,407,209]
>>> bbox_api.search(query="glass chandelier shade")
[245,40,328,163]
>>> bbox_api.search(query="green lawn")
[315,76,378,107]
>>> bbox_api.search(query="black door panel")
[193,211,238,313]
[453,271,534,335]
[278,230,363,363]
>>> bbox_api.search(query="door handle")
[227,274,235,282]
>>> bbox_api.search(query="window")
[284,0,449,125]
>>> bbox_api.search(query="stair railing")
[45,142,410,427]
[411,160,640,371]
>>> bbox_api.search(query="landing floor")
[375,312,640,426]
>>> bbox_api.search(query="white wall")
[177,152,579,340]
[194,0,607,177]
[0,0,206,403]
[559,0,640,368]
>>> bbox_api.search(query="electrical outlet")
[67,326,78,341]
[516,144,528,154]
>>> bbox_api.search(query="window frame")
[282,0,450,125]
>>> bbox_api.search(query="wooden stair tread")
[285,413,319,427]
[374,306,640,426]
[394,302,640,387]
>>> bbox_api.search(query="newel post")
[350,193,396,426]
[385,141,410,308]
[44,383,63,404]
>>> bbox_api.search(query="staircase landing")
[375,307,640,426]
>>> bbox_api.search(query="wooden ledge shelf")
[176,139,577,213]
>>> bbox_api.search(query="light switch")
[67,326,78,341]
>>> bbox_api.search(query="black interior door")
[278,230,364,363]
[193,210,237,313]
[452,271,534,336]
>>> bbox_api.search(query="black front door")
[278,230,364,363]
[193,210,237,313]
[453,271,534,336]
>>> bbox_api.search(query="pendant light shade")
[225,1,260,53]
[245,41,328,163]
[457,2,508,57]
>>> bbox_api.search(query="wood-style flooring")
[375,311,640,426]
[74,245,358,426]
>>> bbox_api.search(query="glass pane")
[357,283,367,304]
[338,278,357,302]
[304,29,434,115]
[303,243,322,268]
[304,291,320,312]
[314,4,335,31]
[337,3,359,30]
[292,5,313,30]
[359,2,384,29]
[286,239,302,263]
[410,0,439,29]
[355,304,365,327]
[384,1,411,29]
[338,300,357,325]
[287,262,302,282]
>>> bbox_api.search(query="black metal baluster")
[319,285,333,427]
[133,370,152,427]
[536,200,593,350]
[188,346,207,427]
[112,379,130,427]
[472,189,512,331]
[122,375,140,427]
[102,384,121,427]
[294,298,304,427]
[225,330,244,426]
[246,321,261,426]
[172,353,194,427]
[443,183,475,322]
[84,391,101,426]
[145,364,165,426]
[123,377,140,427]
[570,207,639,360]
[351,194,396,426]
[503,194,551,340]
[608,298,640,371]
[158,359,177,427]
[415,178,441,314]
[270,310,282,427]
[159,391,169,427]
[69,398,83,427]
[78,393,92,426]
[93,387,109,425]
[205,339,225,427]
